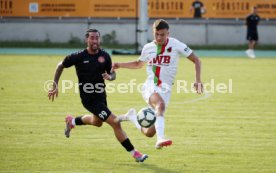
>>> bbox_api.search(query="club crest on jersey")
[167,47,172,52]
[98,56,105,63]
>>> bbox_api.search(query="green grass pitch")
[0,54,275,173]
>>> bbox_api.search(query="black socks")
[121,138,134,152]
[75,116,84,125]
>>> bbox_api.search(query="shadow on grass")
[119,162,182,173]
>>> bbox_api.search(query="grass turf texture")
[0,55,275,173]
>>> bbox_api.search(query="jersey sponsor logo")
[83,60,89,63]
[149,55,171,65]
[98,56,105,63]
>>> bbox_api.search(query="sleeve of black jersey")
[62,53,79,68]
[200,2,204,7]
[105,53,112,74]
[246,16,249,25]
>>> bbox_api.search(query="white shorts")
[141,80,172,107]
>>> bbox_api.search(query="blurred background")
[0,0,276,52]
[1,1,276,172]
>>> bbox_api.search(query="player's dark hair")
[85,29,100,38]
[153,19,169,31]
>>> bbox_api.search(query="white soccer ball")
[137,107,156,128]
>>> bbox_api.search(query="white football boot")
[155,138,173,149]
[117,108,137,122]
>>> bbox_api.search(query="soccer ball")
[137,107,156,128]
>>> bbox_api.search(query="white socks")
[71,118,76,126]
[130,118,142,131]
[155,116,165,140]
[130,150,136,156]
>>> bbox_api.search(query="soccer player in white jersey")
[113,19,203,149]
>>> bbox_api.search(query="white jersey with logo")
[139,37,193,89]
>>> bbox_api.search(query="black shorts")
[247,32,258,41]
[81,95,111,121]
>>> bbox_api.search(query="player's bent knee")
[142,127,156,137]
[109,119,122,129]
[156,102,166,112]
[145,133,155,138]
[105,113,124,130]
[93,122,103,127]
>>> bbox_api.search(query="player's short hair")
[85,29,100,38]
[153,19,169,31]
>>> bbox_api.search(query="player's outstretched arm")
[112,60,145,70]
[187,53,203,94]
[48,61,64,102]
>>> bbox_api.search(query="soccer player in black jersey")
[48,29,148,162]
[190,0,205,18]
[245,6,260,59]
